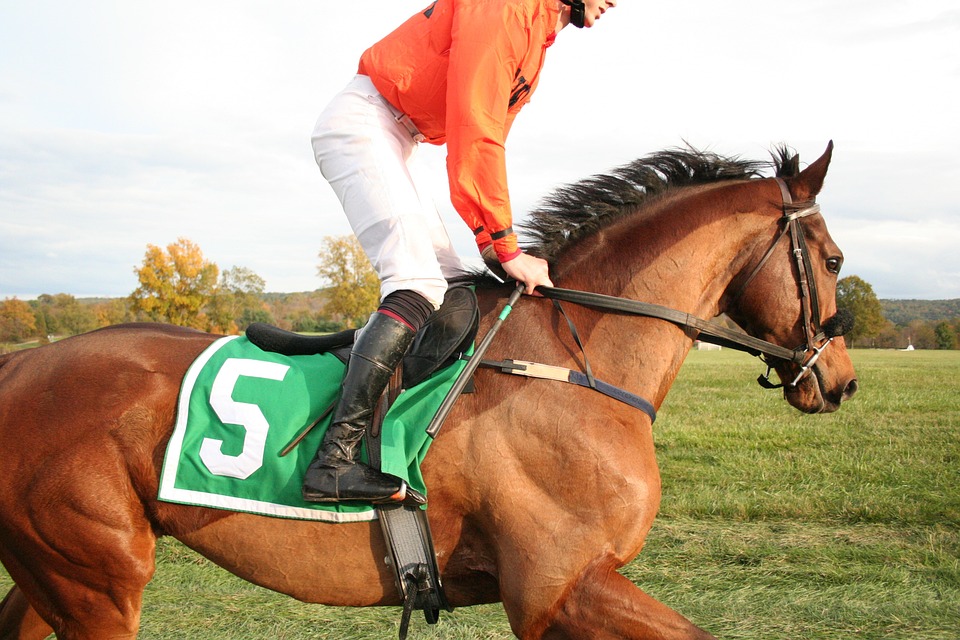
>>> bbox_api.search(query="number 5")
[199,358,290,479]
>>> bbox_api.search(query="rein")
[535,177,838,390]
[537,285,805,364]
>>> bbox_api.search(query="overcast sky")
[2,0,958,301]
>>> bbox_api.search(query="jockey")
[305,0,617,505]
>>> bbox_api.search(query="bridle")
[734,178,835,387]
[536,177,848,390]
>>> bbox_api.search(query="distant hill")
[881,299,960,325]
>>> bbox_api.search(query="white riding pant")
[311,75,465,310]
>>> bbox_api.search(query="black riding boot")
[302,312,426,506]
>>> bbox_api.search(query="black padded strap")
[245,323,356,356]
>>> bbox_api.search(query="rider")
[304,0,617,505]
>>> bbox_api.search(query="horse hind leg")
[534,557,716,640]
[0,534,152,640]
[0,585,53,640]
[0,455,158,639]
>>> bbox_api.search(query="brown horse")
[0,143,857,639]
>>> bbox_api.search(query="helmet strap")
[560,0,586,28]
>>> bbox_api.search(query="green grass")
[655,350,959,526]
[2,350,958,638]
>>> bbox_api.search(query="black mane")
[519,145,798,262]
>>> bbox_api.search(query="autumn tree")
[93,299,135,328]
[263,291,332,332]
[906,319,937,349]
[34,309,50,345]
[835,275,887,347]
[316,235,379,327]
[0,298,38,343]
[130,238,219,328]
[33,293,97,337]
[205,266,271,334]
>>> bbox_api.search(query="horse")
[0,143,857,639]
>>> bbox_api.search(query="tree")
[221,266,269,331]
[906,319,937,349]
[129,238,219,328]
[0,298,38,343]
[205,266,270,334]
[934,321,957,350]
[316,235,379,327]
[33,293,97,337]
[835,275,887,347]
[94,299,135,327]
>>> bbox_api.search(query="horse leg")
[0,449,160,639]
[1,523,155,640]
[534,556,715,640]
[0,586,52,640]
[1,524,154,640]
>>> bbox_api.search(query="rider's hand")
[500,251,553,295]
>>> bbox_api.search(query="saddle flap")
[402,286,479,389]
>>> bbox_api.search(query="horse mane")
[519,145,798,262]
[450,144,800,288]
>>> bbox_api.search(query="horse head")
[520,142,858,414]
[726,142,859,413]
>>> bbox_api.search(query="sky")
[1,0,958,301]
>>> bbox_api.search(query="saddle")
[246,285,479,389]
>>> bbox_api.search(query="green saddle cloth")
[158,335,466,523]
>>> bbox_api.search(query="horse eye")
[826,257,842,274]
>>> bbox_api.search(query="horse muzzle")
[770,310,856,413]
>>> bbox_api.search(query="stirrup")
[381,481,428,507]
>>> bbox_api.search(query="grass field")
[2,349,958,639]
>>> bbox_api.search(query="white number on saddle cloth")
[199,358,290,479]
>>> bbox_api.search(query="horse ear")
[788,140,834,201]
[785,153,800,177]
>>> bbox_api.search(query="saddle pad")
[158,335,465,523]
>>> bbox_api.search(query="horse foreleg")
[0,586,53,640]
[535,556,716,640]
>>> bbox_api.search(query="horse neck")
[538,180,777,406]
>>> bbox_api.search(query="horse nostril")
[843,378,859,401]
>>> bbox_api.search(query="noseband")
[536,177,845,390]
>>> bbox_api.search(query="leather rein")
[536,177,836,390]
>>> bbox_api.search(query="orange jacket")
[358,0,560,261]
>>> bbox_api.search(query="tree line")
[1,236,379,350]
[2,240,959,351]
[835,275,958,349]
